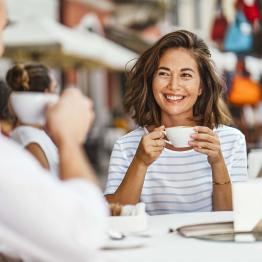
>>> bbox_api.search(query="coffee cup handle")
[162,130,172,145]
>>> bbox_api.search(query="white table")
[104,211,262,262]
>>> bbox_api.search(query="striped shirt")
[105,125,248,215]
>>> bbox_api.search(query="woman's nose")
[168,76,181,91]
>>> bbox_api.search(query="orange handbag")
[228,75,261,105]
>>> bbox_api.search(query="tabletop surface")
[103,211,262,262]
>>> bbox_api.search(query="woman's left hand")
[188,126,223,165]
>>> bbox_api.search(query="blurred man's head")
[0,0,7,56]
[0,0,7,132]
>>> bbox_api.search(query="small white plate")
[102,237,147,250]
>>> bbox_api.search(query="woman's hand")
[188,126,223,165]
[109,203,122,216]
[134,126,166,167]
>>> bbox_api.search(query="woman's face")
[152,47,202,125]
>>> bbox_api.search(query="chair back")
[248,149,262,178]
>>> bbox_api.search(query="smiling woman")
[104,30,248,215]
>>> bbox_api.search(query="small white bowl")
[10,92,59,125]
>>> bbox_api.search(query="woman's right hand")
[134,125,166,167]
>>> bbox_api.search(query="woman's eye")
[181,73,192,78]
[158,71,170,77]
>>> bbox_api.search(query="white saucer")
[102,237,147,250]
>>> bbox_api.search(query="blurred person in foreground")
[0,1,108,261]
[6,63,59,177]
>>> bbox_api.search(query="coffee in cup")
[164,126,195,148]
[10,92,59,126]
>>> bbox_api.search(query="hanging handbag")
[211,13,228,42]
[224,11,253,53]
[211,0,228,43]
[228,75,261,105]
[243,1,260,23]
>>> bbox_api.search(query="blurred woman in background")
[0,80,15,136]
[6,63,59,177]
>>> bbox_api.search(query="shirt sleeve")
[0,138,108,262]
[104,140,130,195]
[228,132,248,183]
[11,127,38,148]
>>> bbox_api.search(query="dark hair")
[124,30,232,128]
[6,63,51,93]
[0,80,12,121]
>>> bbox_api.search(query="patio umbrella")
[3,18,138,71]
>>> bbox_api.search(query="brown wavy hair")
[124,30,232,128]
[6,63,51,93]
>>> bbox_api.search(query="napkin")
[120,203,146,216]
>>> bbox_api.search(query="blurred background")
[1,0,262,186]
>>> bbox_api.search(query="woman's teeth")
[166,95,184,101]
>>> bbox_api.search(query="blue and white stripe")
[105,125,248,215]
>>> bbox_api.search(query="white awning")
[3,18,138,71]
[75,0,115,12]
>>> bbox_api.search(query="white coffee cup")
[164,126,195,148]
[10,92,59,126]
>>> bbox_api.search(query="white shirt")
[11,126,59,177]
[105,125,248,215]
[0,134,108,262]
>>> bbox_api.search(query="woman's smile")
[164,94,186,103]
